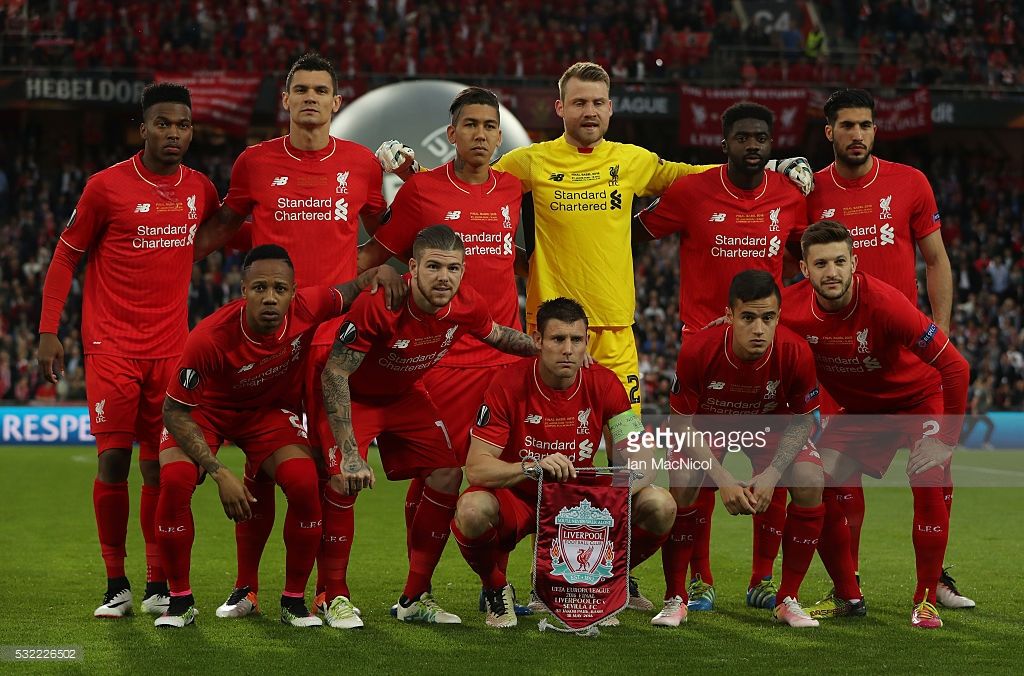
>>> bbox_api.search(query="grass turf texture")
[0,445,1020,674]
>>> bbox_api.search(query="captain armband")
[608,411,644,449]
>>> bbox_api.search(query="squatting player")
[452,298,675,628]
[781,220,969,629]
[38,83,218,618]
[318,225,539,627]
[194,52,390,619]
[634,102,808,612]
[806,88,969,610]
[154,245,399,628]
[658,270,824,628]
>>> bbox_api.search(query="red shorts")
[424,364,510,464]
[463,486,537,550]
[340,387,459,481]
[159,406,309,478]
[86,354,178,461]
[817,392,946,480]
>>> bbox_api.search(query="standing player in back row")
[193,52,390,618]
[805,88,970,609]
[38,83,219,619]
[634,102,808,613]
[355,87,529,617]
[379,62,814,608]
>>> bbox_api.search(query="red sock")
[320,486,357,600]
[452,521,506,588]
[750,487,787,588]
[233,473,276,593]
[632,525,669,567]
[943,464,954,516]
[275,459,322,597]
[405,478,424,556]
[93,479,129,579]
[314,478,328,595]
[835,476,865,571]
[662,507,699,601]
[156,462,199,595]
[403,485,458,599]
[689,487,715,584]
[775,502,825,603]
[911,486,949,605]
[817,487,861,600]
[139,484,164,583]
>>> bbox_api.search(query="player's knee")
[139,459,161,486]
[670,483,700,508]
[427,466,463,494]
[454,492,498,537]
[97,447,132,482]
[788,463,824,507]
[159,460,199,493]
[636,486,675,535]
[275,458,319,496]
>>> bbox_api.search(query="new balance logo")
[820,208,835,218]
[708,212,726,222]
[392,339,410,349]
[708,381,725,390]
[237,362,255,373]
[134,203,151,213]
[271,176,289,186]
[548,173,564,182]
[524,414,543,424]
[444,210,461,220]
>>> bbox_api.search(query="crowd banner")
[532,466,635,636]
[679,85,808,148]
[154,71,262,136]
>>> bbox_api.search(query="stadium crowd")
[0,134,1021,410]
[4,0,1022,88]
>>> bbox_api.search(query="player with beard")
[634,102,807,613]
[804,89,967,610]
[318,225,539,627]
[781,220,969,629]
[38,83,218,619]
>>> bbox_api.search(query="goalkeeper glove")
[766,157,814,196]
[375,139,419,175]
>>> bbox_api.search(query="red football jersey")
[337,276,495,399]
[223,135,386,289]
[166,286,343,410]
[56,152,218,358]
[670,323,820,417]
[637,166,807,332]
[470,359,632,499]
[806,158,941,303]
[780,272,953,413]
[373,162,523,368]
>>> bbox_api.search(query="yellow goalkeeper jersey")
[494,134,714,327]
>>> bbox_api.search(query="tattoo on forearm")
[337,269,375,310]
[163,399,222,475]
[770,414,816,475]
[487,324,538,356]
[322,346,367,467]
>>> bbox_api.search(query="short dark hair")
[412,225,465,260]
[536,297,589,335]
[450,86,500,124]
[722,102,773,137]
[243,244,294,272]
[558,61,610,100]
[142,82,191,116]
[800,220,854,259]
[728,270,781,308]
[823,88,875,125]
[286,52,338,95]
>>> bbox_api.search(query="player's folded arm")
[192,203,247,261]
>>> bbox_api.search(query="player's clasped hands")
[719,481,757,515]
[745,467,782,513]
[907,436,954,476]
[539,453,577,482]
[213,469,257,522]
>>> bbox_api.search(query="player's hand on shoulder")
[364,264,407,310]
[701,315,728,330]
[37,332,64,383]
[907,435,953,476]
[766,157,814,196]
[539,453,577,482]
[375,140,418,175]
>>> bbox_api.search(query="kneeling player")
[659,270,826,628]
[155,245,399,628]
[318,225,538,628]
[452,297,676,628]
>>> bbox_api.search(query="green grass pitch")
[0,445,1019,673]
